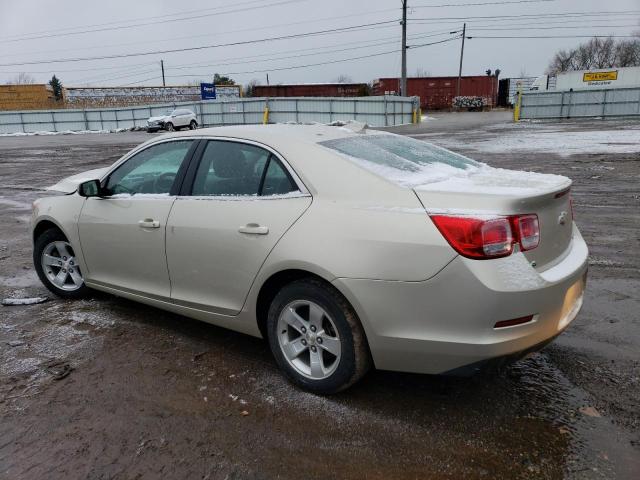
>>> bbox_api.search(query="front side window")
[106,140,193,195]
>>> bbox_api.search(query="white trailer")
[530,66,640,92]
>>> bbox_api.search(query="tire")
[164,122,175,132]
[189,120,197,130]
[34,228,90,299]
[267,278,371,394]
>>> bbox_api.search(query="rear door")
[166,139,312,315]
[78,139,197,298]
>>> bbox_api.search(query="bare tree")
[614,39,640,67]
[244,78,261,97]
[414,67,431,77]
[333,74,353,83]
[547,36,640,74]
[7,72,36,84]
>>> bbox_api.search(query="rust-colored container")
[252,83,369,97]
[373,76,498,110]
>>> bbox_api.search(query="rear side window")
[192,141,269,196]
[261,158,297,196]
[191,141,299,197]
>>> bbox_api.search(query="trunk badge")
[558,211,568,225]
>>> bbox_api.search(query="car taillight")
[430,213,540,260]
[515,214,539,251]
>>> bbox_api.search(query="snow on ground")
[420,125,640,156]
[0,128,131,137]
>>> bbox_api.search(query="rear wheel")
[164,122,175,132]
[189,120,197,130]
[34,228,90,299]
[267,278,371,394]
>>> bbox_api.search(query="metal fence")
[0,96,419,134]
[519,87,640,120]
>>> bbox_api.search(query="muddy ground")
[1,114,639,479]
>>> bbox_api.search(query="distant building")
[0,84,58,110]
[63,86,202,108]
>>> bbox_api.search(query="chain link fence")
[0,96,420,134]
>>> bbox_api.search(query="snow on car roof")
[157,123,373,147]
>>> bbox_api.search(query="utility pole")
[400,0,407,97]
[266,73,270,85]
[161,59,166,87]
[456,23,466,98]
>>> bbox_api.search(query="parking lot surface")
[1,114,639,479]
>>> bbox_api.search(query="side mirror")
[78,179,103,197]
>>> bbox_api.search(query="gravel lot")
[1,113,639,479]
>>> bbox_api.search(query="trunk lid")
[414,167,573,271]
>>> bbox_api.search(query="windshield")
[319,133,481,189]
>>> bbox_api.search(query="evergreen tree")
[213,73,235,85]
[49,75,63,101]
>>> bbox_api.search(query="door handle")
[238,223,269,235]
[138,219,160,229]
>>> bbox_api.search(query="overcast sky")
[1,0,638,87]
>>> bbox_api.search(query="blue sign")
[200,83,216,100]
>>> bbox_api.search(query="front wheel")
[267,279,371,394]
[164,122,175,132]
[34,228,90,299]
[189,120,197,130]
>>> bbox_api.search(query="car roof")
[155,123,368,149]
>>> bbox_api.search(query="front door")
[78,139,196,298]
[166,140,311,315]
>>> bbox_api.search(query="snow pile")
[2,297,48,306]
[0,128,131,137]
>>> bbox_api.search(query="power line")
[411,0,554,8]
[469,34,637,38]
[468,24,638,31]
[0,28,451,76]
[0,0,309,43]
[0,7,401,60]
[0,0,278,41]
[166,31,452,72]
[409,10,640,22]
[165,36,461,78]
[0,20,400,67]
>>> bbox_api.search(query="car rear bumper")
[333,224,588,375]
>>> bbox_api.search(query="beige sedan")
[32,124,587,393]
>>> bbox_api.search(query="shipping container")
[373,76,498,110]
[252,83,369,98]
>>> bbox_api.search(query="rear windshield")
[319,134,478,173]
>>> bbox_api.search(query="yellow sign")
[583,71,618,82]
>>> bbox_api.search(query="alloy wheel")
[277,300,341,380]
[41,241,84,291]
